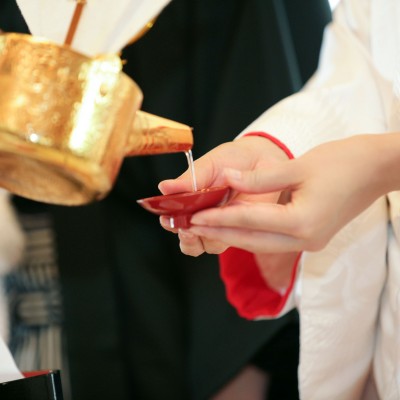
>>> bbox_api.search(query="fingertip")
[158,180,173,194]
[158,178,193,195]
[160,215,177,232]
[159,215,168,227]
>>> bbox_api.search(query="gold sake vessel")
[0,33,193,205]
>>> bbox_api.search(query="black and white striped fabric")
[5,212,63,373]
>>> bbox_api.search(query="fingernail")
[224,168,242,181]
[159,216,168,226]
[158,181,168,192]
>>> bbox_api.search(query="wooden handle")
[64,0,87,46]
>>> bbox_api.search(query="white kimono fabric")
[239,0,400,398]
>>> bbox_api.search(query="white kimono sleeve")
[240,0,390,156]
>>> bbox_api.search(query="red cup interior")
[137,186,230,229]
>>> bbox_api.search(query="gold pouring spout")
[129,111,193,156]
[0,32,193,205]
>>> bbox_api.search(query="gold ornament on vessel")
[0,2,192,205]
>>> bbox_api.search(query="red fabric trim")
[219,131,299,320]
[219,249,300,320]
[242,131,295,160]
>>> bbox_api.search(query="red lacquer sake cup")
[137,186,230,229]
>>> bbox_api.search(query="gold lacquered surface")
[130,111,193,156]
[0,33,193,205]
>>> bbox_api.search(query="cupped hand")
[186,134,400,254]
[158,135,290,256]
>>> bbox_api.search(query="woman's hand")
[158,135,290,256]
[184,133,400,254]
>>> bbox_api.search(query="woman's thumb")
[223,163,297,193]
